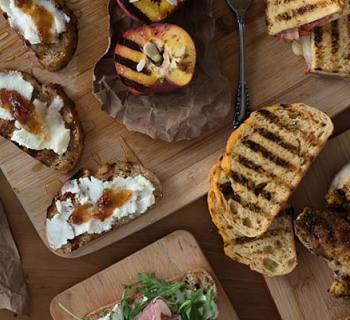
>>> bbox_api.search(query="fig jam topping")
[0,88,47,136]
[15,0,54,44]
[70,188,133,225]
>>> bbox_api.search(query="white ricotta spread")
[46,175,156,250]
[0,71,71,155]
[331,163,350,190]
[0,0,70,44]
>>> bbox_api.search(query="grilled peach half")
[115,24,196,96]
[116,0,186,23]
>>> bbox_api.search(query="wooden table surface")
[0,168,280,320]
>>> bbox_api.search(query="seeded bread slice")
[208,163,297,277]
[0,70,83,172]
[0,0,78,71]
[46,161,162,254]
[213,103,333,237]
[84,269,216,320]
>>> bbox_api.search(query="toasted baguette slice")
[212,103,333,237]
[0,0,77,71]
[265,0,345,36]
[326,163,350,212]
[0,70,83,172]
[84,270,216,320]
[208,170,297,277]
[46,161,162,254]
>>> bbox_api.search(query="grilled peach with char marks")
[115,24,196,96]
[116,0,186,23]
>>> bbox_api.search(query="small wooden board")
[50,230,239,320]
[265,129,350,320]
[1,1,350,259]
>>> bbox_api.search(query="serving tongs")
[225,0,252,128]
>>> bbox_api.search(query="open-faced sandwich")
[116,0,186,23]
[46,161,162,253]
[0,70,83,172]
[0,0,78,71]
[295,163,350,298]
[115,24,196,96]
[208,103,334,276]
[62,270,218,320]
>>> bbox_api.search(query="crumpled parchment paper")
[0,201,29,315]
[93,0,232,142]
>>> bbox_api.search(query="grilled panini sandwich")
[266,0,350,40]
[210,103,333,238]
[208,167,297,277]
[300,15,350,77]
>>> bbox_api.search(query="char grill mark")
[243,139,295,170]
[121,0,151,23]
[115,55,151,75]
[119,37,142,52]
[331,20,340,55]
[119,75,147,93]
[220,182,234,201]
[236,155,292,190]
[230,171,273,201]
[275,3,319,22]
[256,108,319,146]
[254,127,300,155]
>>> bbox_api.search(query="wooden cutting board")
[1,0,350,258]
[50,230,239,320]
[265,129,350,320]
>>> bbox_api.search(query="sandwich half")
[266,0,350,40]
[210,103,333,237]
[83,270,218,320]
[295,15,350,77]
[46,161,162,254]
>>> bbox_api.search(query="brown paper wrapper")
[93,0,232,142]
[0,202,30,315]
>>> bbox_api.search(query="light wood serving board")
[1,0,350,259]
[50,230,239,320]
[265,129,350,320]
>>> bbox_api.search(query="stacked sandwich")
[266,0,350,77]
[208,103,334,277]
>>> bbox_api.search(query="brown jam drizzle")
[70,189,133,225]
[0,89,46,136]
[15,0,54,44]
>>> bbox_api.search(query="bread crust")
[0,70,83,172]
[84,269,216,320]
[0,0,78,71]
[47,161,162,254]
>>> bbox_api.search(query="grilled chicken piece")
[295,208,350,297]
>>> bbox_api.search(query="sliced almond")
[136,58,146,72]
[166,0,178,5]
[144,42,162,63]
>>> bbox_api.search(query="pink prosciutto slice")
[137,298,175,320]
[277,16,331,41]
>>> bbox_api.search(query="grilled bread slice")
[326,163,350,212]
[46,161,162,254]
[212,103,333,238]
[0,70,83,172]
[265,0,346,36]
[0,0,77,71]
[208,164,297,277]
[309,15,350,76]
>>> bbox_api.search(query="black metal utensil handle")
[233,14,250,128]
